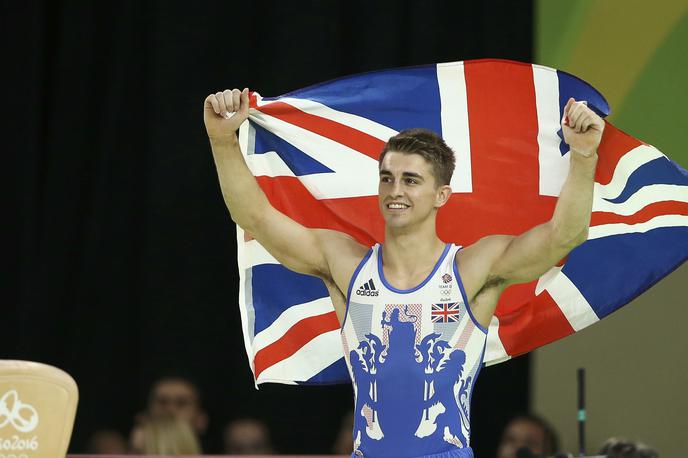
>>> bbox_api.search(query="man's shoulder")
[315,228,370,263]
[314,229,371,296]
[453,235,515,302]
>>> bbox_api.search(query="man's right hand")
[204,88,250,140]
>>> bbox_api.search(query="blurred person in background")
[599,437,659,458]
[85,428,128,454]
[223,417,275,455]
[496,413,559,458]
[145,375,208,435]
[332,411,354,456]
[130,416,201,455]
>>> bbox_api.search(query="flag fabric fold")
[234,59,688,386]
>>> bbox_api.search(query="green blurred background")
[537,0,687,166]
[532,1,688,456]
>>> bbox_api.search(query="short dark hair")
[379,128,456,186]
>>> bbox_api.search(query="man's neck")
[382,221,446,282]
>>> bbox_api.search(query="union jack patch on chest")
[431,302,462,323]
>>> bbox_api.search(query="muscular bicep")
[248,206,329,277]
[248,206,365,286]
[490,221,578,286]
[457,225,580,327]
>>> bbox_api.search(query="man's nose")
[391,179,404,197]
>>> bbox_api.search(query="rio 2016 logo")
[0,391,39,433]
[0,390,40,455]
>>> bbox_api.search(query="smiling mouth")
[387,203,410,210]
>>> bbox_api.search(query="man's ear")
[435,184,452,208]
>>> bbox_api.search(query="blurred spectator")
[496,413,559,458]
[146,376,208,435]
[223,418,274,455]
[129,416,201,455]
[332,411,354,455]
[85,429,128,454]
[599,437,659,458]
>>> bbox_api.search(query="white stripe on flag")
[594,145,665,199]
[252,297,335,353]
[244,240,280,266]
[247,109,380,199]
[589,214,688,239]
[257,329,344,383]
[235,223,258,386]
[246,150,297,177]
[437,62,472,194]
[533,64,570,197]
[484,316,511,366]
[260,96,398,142]
[535,266,599,331]
[592,184,688,215]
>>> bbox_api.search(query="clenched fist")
[562,97,604,157]
[204,88,250,140]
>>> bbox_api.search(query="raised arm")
[204,89,365,285]
[458,98,604,325]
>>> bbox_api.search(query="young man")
[204,88,603,458]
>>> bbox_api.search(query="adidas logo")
[355,279,379,297]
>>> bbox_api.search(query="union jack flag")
[431,303,462,323]
[235,59,688,385]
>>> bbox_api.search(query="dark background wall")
[5,1,533,456]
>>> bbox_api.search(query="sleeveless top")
[340,243,488,458]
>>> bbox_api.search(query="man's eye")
[380,176,391,183]
[406,178,417,184]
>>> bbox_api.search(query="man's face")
[496,419,546,458]
[378,151,448,229]
[148,379,206,432]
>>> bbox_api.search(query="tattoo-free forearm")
[550,150,598,246]
[209,135,269,232]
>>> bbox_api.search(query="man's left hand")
[562,97,605,157]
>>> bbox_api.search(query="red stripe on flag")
[255,176,382,245]
[440,62,556,245]
[464,61,540,200]
[255,101,385,159]
[595,123,644,186]
[495,285,575,356]
[254,311,341,379]
[591,200,688,226]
